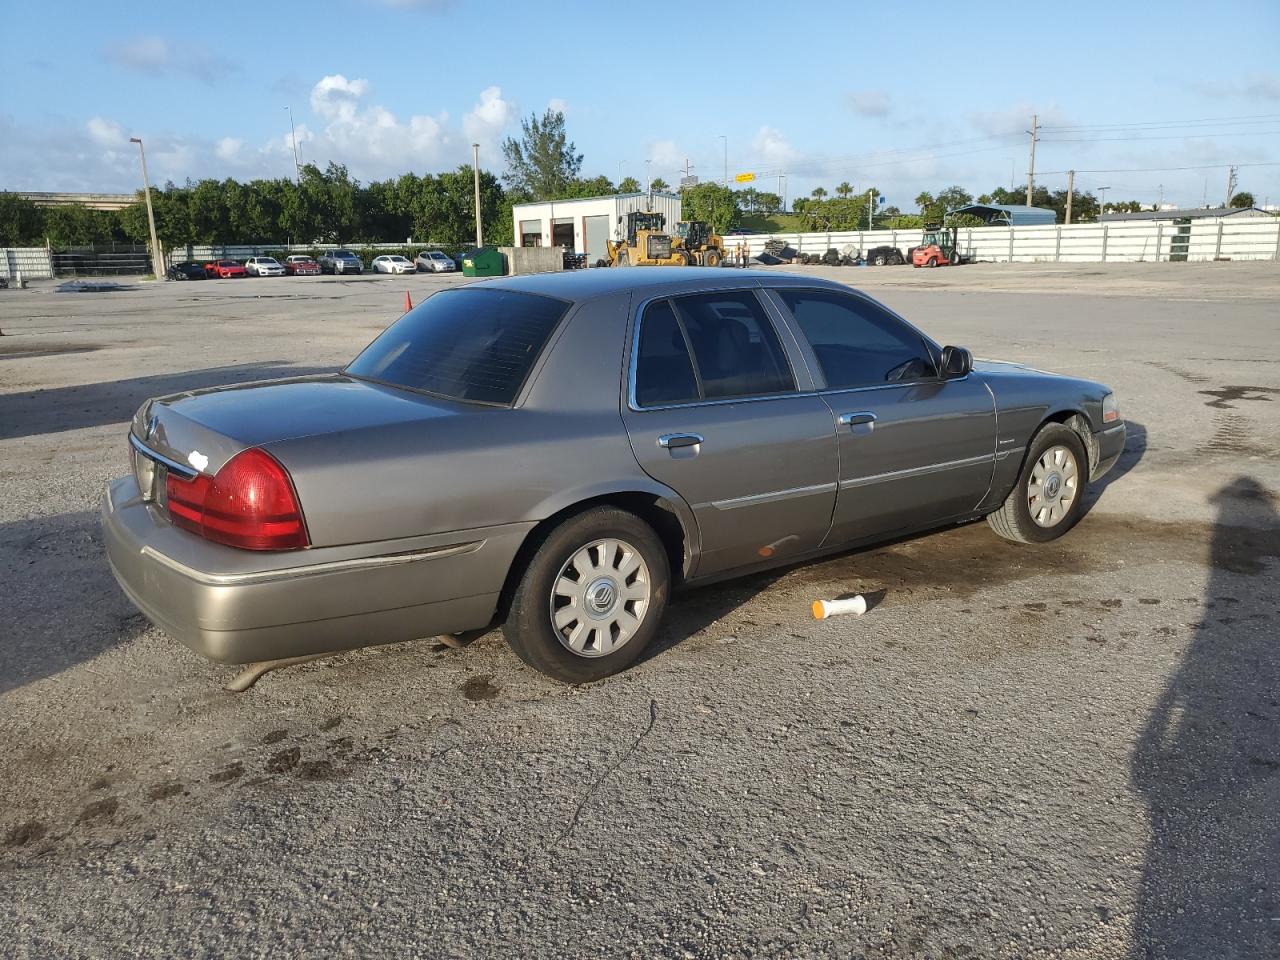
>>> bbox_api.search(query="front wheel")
[504,507,670,683]
[703,248,722,268]
[987,423,1088,543]
[873,254,887,266]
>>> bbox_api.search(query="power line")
[1039,113,1280,132]
[1041,129,1280,144]
[1038,160,1280,175]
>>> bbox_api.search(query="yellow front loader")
[605,212,689,267]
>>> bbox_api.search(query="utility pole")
[720,135,728,186]
[1097,186,1110,221]
[285,106,301,183]
[1157,183,1164,210]
[1065,170,1074,224]
[129,137,164,279]
[1025,114,1039,207]
[867,188,875,229]
[1225,165,1238,207]
[471,143,483,247]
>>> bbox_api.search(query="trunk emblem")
[146,414,159,439]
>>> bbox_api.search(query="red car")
[283,255,321,276]
[204,259,247,279]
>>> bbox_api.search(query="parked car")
[166,261,207,281]
[864,245,906,266]
[245,256,286,277]
[318,250,363,274]
[104,270,1124,685]
[283,255,321,276]
[203,260,247,279]
[415,250,457,273]
[373,255,417,275]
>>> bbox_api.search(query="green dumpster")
[461,246,505,277]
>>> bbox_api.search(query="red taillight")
[166,448,309,551]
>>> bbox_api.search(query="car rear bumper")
[101,476,529,663]
[1091,422,1126,481]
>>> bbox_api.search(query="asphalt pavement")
[1,261,1277,959]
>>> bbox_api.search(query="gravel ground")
[1,262,1277,959]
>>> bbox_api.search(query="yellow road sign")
[734,172,756,183]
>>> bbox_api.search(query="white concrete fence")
[0,248,55,280]
[732,216,1280,263]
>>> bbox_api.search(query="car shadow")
[0,362,338,441]
[0,510,149,695]
[1129,476,1280,957]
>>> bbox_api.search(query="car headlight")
[1102,393,1121,424]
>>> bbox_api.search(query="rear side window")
[672,291,794,400]
[635,300,699,406]
[776,289,937,389]
[346,288,568,405]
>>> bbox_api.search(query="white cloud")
[87,117,126,148]
[751,126,799,167]
[103,34,238,84]
[647,139,684,170]
[548,98,569,114]
[846,90,891,118]
[310,74,372,121]
[967,103,1071,139]
[463,86,517,159]
[215,137,244,163]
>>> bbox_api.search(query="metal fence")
[50,244,151,276]
[732,216,1280,264]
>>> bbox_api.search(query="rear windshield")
[345,288,569,406]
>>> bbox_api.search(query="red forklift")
[911,223,964,267]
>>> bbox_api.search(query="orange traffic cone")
[404,291,413,313]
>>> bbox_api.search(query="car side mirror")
[940,345,972,378]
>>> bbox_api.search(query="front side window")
[776,289,937,389]
[346,289,569,406]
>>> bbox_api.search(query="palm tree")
[650,177,670,192]
[811,186,828,201]
[836,181,852,199]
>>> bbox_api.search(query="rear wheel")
[504,507,670,684]
[987,423,1088,543]
[873,254,887,266]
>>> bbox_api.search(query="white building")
[511,192,682,264]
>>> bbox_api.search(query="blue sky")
[3,0,1279,209]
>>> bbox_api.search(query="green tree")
[41,204,122,246]
[755,191,782,215]
[501,109,583,199]
[914,191,935,212]
[0,192,45,245]
[1229,191,1256,209]
[650,177,670,192]
[618,176,641,193]
[559,176,615,199]
[811,186,828,201]
[836,181,853,199]
[936,185,973,211]
[680,182,740,232]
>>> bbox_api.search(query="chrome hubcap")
[550,539,650,658]
[1028,444,1079,527]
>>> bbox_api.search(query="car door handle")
[657,433,703,449]
[837,412,877,427]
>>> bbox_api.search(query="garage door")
[584,215,609,265]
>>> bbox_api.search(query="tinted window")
[346,288,568,405]
[635,300,699,406]
[671,291,794,399]
[777,290,937,389]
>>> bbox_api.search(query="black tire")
[504,507,670,684]
[615,252,630,267]
[987,423,1089,544]
[926,257,938,268]
[873,254,887,266]
[704,248,722,268]
[893,253,905,265]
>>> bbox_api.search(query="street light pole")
[129,137,165,279]
[1097,186,1111,221]
[285,106,301,183]
[471,143,483,247]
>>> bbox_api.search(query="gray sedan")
[102,270,1124,683]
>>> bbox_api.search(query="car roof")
[475,268,852,302]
